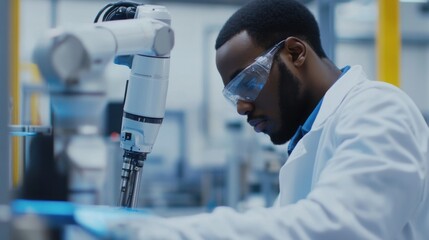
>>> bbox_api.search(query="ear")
[284,37,306,67]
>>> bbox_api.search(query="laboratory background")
[1,0,429,239]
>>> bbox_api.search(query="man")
[113,0,429,239]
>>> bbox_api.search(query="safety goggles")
[222,39,285,105]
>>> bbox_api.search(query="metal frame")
[50,0,58,27]
[202,25,222,140]
[318,0,337,62]
[0,0,11,237]
[338,35,429,46]
[317,0,350,62]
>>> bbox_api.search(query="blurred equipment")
[9,125,51,137]
[33,2,174,208]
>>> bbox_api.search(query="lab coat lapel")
[313,65,366,128]
[278,65,367,205]
[279,128,323,205]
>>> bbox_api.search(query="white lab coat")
[121,65,429,240]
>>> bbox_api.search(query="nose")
[236,100,254,116]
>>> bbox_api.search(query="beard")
[269,61,312,145]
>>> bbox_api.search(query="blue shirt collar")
[287,65,350,155]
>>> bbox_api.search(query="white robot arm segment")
[33,17,174,90]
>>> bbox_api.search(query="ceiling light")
[400,0,427,3]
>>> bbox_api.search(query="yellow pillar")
[10,0,21,187]
[22,63,42,125]
[377,0,401,87]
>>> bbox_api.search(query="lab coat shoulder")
[325,74,429,174]
[306,68,429,239]
[276,65,429,239]
[321,74,427,159]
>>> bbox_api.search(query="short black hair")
[215,0,327,58]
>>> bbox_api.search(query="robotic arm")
[34,6,173,89]
[33,4,174,208]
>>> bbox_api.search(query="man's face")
[216,31,311,145]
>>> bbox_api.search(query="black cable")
[94,1,142,23]
[93,3,114,23]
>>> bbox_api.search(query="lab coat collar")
[312,65,366,128]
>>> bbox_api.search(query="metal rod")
[50,0,58,28]
[318,0,337,62]
[130,163,143,208]
[118,154,145,208]
[119,157,132,207]
[0,0,11,237]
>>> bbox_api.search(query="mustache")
[247,115,267,123]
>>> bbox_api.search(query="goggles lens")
[222,40,285,105]
[222,61,270,105]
